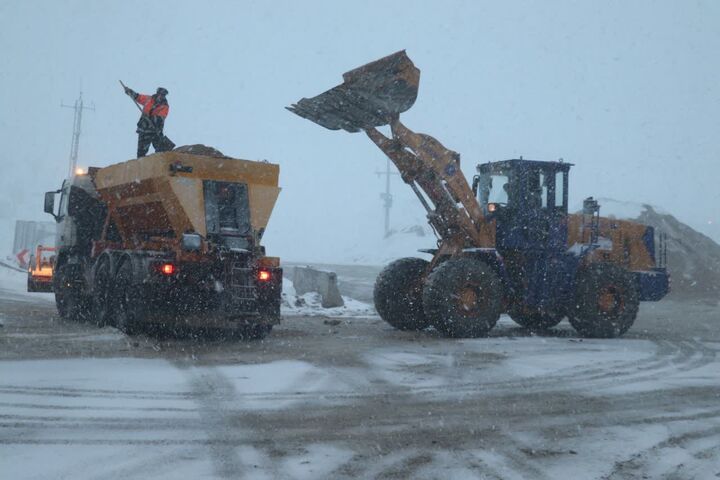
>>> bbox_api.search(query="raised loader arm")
[287,50,494,254]
[365,121,493,252]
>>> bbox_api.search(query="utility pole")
[61,91,94,176]
[375,158,400,238]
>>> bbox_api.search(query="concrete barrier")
[292,266,345,308]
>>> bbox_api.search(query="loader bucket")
[287,50,419,133]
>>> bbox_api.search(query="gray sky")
[1,0,718,261]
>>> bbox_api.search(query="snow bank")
[281,277,376,317]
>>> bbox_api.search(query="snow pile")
[281,278,376,317]
[638,206,720,301]
[571,197,666,220]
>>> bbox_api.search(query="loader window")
[539,172,549,209]
[523,170,545,209]
[480,174,511,207]
[555,171,565,208]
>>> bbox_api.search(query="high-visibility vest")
[136,94,169,118]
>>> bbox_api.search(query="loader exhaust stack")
[286,50,419,132]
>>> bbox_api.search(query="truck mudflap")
[635,268,670,301]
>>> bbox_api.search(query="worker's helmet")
[156,87,169,96]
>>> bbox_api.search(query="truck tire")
[54,266,91,322]
[91,257,113,327]
[568,263,640,338]
[113,260,145,335]
[423,257,502,338]
[374,257,430,331]
[509,308,564,331]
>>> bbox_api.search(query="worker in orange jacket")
[123,85,171,157]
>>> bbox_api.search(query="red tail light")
[160,263,175,275]
[258,269,271,282]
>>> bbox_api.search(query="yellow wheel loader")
[288,51,669,338]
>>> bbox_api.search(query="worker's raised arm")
[122,84,138,101]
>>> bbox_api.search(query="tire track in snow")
[175,361,248,479]
[603,424,720,479]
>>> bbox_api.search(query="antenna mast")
[375,158,400,238]
[61,91,95,176]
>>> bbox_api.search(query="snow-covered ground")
[2,264,719,479]
[2,328,719,479]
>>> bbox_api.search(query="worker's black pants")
[137,132,169,158]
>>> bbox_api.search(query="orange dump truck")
[42,146,282,339]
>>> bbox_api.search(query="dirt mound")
[174,144,227,157]
[638,206,720,302]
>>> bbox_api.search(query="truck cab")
[44,171,105,261]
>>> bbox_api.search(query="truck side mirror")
[44,191,57,218]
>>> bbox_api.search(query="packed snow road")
[1,269,719,479]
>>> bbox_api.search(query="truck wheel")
[91,257,113,327]
[374,257,430,331]
[113,261,145,335]
[569,263,640,338]
[54,267,91,322]
[423,257,502,338]
[509,308,564,331]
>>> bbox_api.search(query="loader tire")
[113,260,145,336]
[91,256,114,327]
[509,308,563,331]
[568,263,639,338]
[423,257,502,338]
[54,266,91,322]
[374,257,430,331]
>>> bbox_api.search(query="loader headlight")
[181,233,202,251]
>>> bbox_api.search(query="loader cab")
[477,159,572,252]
